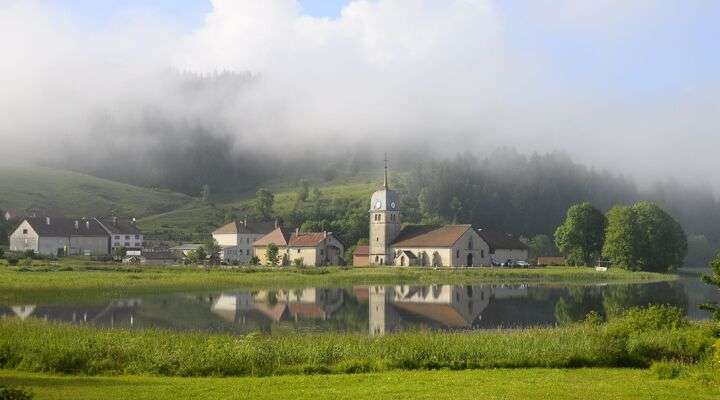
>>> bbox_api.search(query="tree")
[0,207,8,245]
[187,247,207,264]
[256,188,275,220]
[527,234,558,262]
[266,243,279,266]
[603,202,687,272]
[297,179,310,202]
[700,250,720,321]
[633,202,687,272]
[204,238,221,259]
[0,247,4,259]
[112,247,127,261]
[554,202,607,266]
[603,206,643,270]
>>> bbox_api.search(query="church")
[366,159,492,267]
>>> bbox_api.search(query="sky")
[2,0,719,190]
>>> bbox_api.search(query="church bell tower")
[369,155,401,265]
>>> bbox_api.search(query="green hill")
[137,180,380,242]
[0,165,192,218]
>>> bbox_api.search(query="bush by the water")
[0,306,715,377]
[0,385,33,400]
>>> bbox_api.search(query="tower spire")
[383,153,389,189]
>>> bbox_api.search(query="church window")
[481,250,484,257]
[375,256,379,263]
[456,250,460,258]
[468,238,473,250]
[376,237,379,242]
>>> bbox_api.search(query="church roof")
[476,229,528,252]
[391,224,472,248]
[213,220,276,235]
[370,188,400,212]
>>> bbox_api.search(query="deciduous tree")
[554,202,607,266]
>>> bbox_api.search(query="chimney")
[113,217,118,226]
[74,220,79,230]
[85,221,90,230]
[45,217,51,225]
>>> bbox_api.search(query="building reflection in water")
[0,280,700,335]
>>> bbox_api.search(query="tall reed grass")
[0,306,715,377]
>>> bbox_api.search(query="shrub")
[650,361,685,380]
[292,258,304,267]
[6,257,18,266]
[19,258,33,267]
[0,248,4,259]
[715,340,720,367]
[0,385,33,400]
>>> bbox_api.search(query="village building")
[366,158,490,267]
[212,219,275,264]
[476,229,529,265]
[352,245,370,266]
[9,217,110,256]
[96,217,143,251]
[252,227,345,266]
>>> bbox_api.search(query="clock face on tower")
[375,200,382,209]
[390,201,396,209]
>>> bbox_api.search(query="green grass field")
[0,265,674,304]
[1,368,718,400]
[0,165,191,218]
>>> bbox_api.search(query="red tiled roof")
[252,227,291,247]
[391,225,471,248]
[253,227,330,247]
[392,303,469,327]
[353,245,369,256]
[213,220,276,235]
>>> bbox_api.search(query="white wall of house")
[9,221,40,253]
[390,230,491,267]
[492,249,529,263]
[213,233,266,263]
[69,236,109,256]
[110,234,143,250]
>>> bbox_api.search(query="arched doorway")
[466,253,473,267]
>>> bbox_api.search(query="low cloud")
[0,0,718,191]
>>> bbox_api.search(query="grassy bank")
[0,307,715,377]
[2,368,719,400]
[0,265,675,304]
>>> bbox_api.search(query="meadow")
[0,264,675,304]
[2,368,719,400]
[0,307,716,377]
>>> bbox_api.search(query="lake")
[1,271,716,336]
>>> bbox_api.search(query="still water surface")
[2,272,717,336]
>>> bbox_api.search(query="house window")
[481,250,484,257]
[468,239,473,250]
[375,256,379,263]
[376,237,379,242]
[124,242,130,247]
[320,249,324,255]
[297,249,301,253]
[135,235,140,239]
[22,229,28,234]
[246,250,250,255]
[456,250,460,258]
[125,235,130,240]
[114,235,120,240]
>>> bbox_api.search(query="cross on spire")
[383,153,389,189]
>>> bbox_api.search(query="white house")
[96,217,143,251]
[212,219,276,264]
[253,227,345,266]
[9,217,110,256]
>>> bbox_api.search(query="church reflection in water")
[0,280,697,335]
